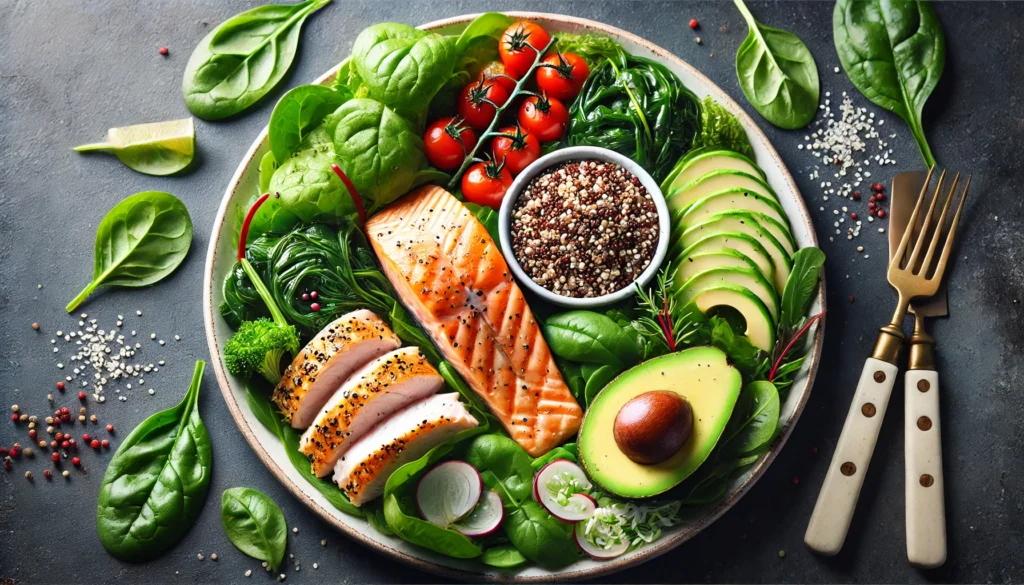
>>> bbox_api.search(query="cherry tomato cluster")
[421,20,590,210]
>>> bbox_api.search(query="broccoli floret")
[224,318,300,385]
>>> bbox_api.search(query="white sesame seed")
[136,310,142,316]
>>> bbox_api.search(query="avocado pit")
[613,390,693,465]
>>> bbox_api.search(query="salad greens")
[733,0,820,130]
[542,311,640,370]
[67,191,193,312]
[97,361,211,561]
[73,118,196,176]
[270,122,356,223]
[268,84,353,165]
[693,96,754,157]
[182,0,331,120]
[834,0,945,167]
[221,487,288,571]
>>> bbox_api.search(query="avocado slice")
[680,210,795,256]
[670,249,763,277]
[691,285,776,351]
[680,189,790,230]
[670,232,775,285]
[578,346,742,498]
[662,150,764,194]
[677,212,793,293]
[674,266,779,323]
[667,170,778,216]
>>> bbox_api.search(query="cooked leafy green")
[693,96,753,157]
[221,487,288,571]
[834,0,945,167]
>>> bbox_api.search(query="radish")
[452,490,504,537]
[533,460,595,522]
[574,518,629,559]
[416,461,482,527]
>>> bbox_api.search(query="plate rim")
[202,11,826,582]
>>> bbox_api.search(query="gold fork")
[805,166,969,557]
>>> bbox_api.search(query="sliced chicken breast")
[273,310,400,429]
[299,347,442,477]
[333,392,479,506]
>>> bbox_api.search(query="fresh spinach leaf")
[693,96,754,157]
[465,434,534,503]
[332,97,427,213]
[503,500,578,568]
[733,0,820,129]
[364,501,395,537]
[834,0,944,167]
[465,201,500,248]
[97,361,211,561]
[582,363,620,407]
[481,545,528,568]
[258,151,280,194]
[779,247,825,331]
[383,494,482,558]
[245,191,300,243]
[708,316,766,380]
[531,444,578,470]
[270,123,356,223]
[221,487,288,571]
[182,0,332,120]
[73,118,196,176]
[455,12,515,51]
[720,381,780,456]
[543,311,640,369]
[269,84,352,164]
[556,359,587,404]
[67,191,193,312]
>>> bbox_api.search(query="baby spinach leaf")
[556,359,587,403]
[455,12,515,51]
[351,23,457,124]
[73,118,195,176]
[834,0,944,167]
[97,361,211,561]
[182,0,332,120]
[270,123,355,223]
[481,545,528,568]
[708,316,766,380]
[542,311,640,369]
[221,487,288,571]
[733,0,820,129]
[244,192,301,244]
[258,151,280,194]
[503,500,578,568]
[465,201,500,247]
[779,247,825,331]
[383,494,482,558]
[720,381,780,456]
[465,434,534,503]
[332,98,427,213]
[531,444,578,470]
[582,363,620,407]
[67,191,193,312]
[268,84,352,165]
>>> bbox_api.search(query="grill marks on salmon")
[298,347,442,477]
[333,392,478,506]
[272,310,400,429]
[367,186,583,457]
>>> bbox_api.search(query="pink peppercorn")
[689,18,699,29]
[877,209,886,218]
[61,440,70,449]
[852,191,861,200]
[71,456,81,466]
[159,47,169,56]
[83,434,91,442]
[52,452,60,463]
[310,290,319,300]
[850,212,858,220]
[301,293,310,301]
[29,429,37,440]
[101,440,110,448]
[57,381,65,391]
[11,413,19,422]
[106,424,114,433]
[78,391,86,400]
[43,469,52,480]
[90,439,101,449]
[310,302,321,312]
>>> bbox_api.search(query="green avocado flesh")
[579,346,742,498]
[663,150,764,194]
[667,170,778,216]
[674,266,779,323]
[677,212,793,293]
[692,285,776,351]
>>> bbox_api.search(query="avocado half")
[578,346,742,498]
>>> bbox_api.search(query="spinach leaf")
[531,443,579,470]
[465,434,534,503]
[245,383,362,517]
[481,545,528,568]
[270,123,356,223]
[720,381,780,456]
[582,363,620,407]
[258,151,280,194]
[455,12,515,51]
[332,98,427,213]
[73,118,195,176]
[268,84,352,164]
[182,0,331,120]
[67,191,193,312]
[708,316,766,380]
[503,500,578,568]
[556,359,586,404]
[221,487,288,571]
[834,0,944,167]
[364,501,395,537]
[693,96,754,157]
[351,23,457,125]
[543,311,640,369]
[383,494,482,559]
[245,191,300,243]
[733,0,820,129]
[465,201,500,247]
[779,247,826,331]
[97,361,211,561]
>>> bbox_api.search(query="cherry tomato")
[462,160,513,209]
[536,52,590,101]
[499,21,552,80]
[492,126,541,176]
[476,61,517,93]
[457,79,511,130]
[518,94,569,142]
[424,117,477,171]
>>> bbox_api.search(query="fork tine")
[908,168,946,271]
[933,175,970,281]
[894,165,936,268]
[921,172,960,276]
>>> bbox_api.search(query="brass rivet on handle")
[917,379,931,392]
[873,371,886,383]
[917,416,932,431]
[841,462,857,476]
[861,402,876,417]
[920,474,934,487]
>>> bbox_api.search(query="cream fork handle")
[905,369,946,568]
[805,358,899,556]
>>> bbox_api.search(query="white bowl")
[498,146,671,308]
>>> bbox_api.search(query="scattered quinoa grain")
[25,471,33,480]
[211,553,218,561]
[779,549,787,558]
[245,570,252,577]
[198,553,205,561]
[292,527,298,534]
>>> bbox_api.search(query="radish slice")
[416,461,482,527]
[452,490,504,537]
[533,460,594,522]
[575,519,629,559]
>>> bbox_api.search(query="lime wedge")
[74,118,195,176]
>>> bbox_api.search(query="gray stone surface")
[1,1,1021,583]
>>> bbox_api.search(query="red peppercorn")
[0,447,7,456]
[72,456,81,466]
[310,302,321,312]
[50,440,58,449]
[689,18,699,29]
[61,407,69,414]
[871,182,883,192]
[159,47,169,56]
[310,290,319,300]
[52,452,60,463]
[869,209,877,216]
[9,446,20,458]
[101,439,110,448]
[792,476,800,486]
[301,293,310,301]
[849,295,856,303]
[106,424,114,433]
[29,429,37,440]
[877,209,886,218]
[90,439,101,449]
[875,193,885,202]
[850,212,858,220]
[57,381,65,391]
[61,440,70,449]
[82,434,91,442]
[54,432,63,442]
[11,413,19,422]
[43,469,52,479]
[868,202,876,210]
[78,391,86,400]
[69,439,77,448]
[852,191,861,200]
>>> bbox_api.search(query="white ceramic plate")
[203,12,826,582]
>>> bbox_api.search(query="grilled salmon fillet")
[299,346,442,477]
[333,392,479,506]
[366,186,583,457]
[273,310,401,429]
